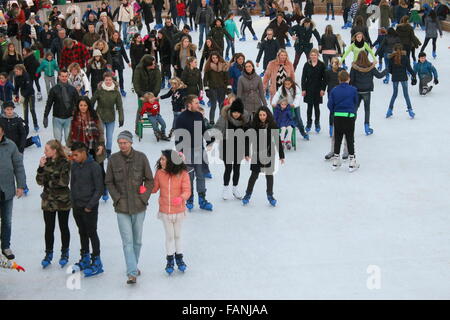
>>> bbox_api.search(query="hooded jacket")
[91,80,124,124]
[0,112,26,153]
[350,63,387,92]
[0,136,26,201]
[132,54,162,97]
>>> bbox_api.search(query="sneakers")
[120,89,126,97]
[364,123,374,135]
[232,186,243,200]
[32,135,41,148]
[2,248,15,260]
[348,155,360,172]
[242,192,251,205]
[331,154,341,170]
[165,255,175,275]
[407,108,415,119]
[175,253,187,272]
[41,250,53,268]
[386,108,393,118]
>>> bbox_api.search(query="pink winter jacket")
[151,169,191,214]
[263,58,295,102]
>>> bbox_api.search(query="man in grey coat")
[105,130,154,284]
[195,0,214,50]
[0,122,26,260]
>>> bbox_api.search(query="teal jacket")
[413,61,438,80]
[36,59,59,77]
[224,19,240,39]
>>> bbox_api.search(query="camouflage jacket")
[36,157,72,212]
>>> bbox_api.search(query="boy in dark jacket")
[70,141,104,277]
[0,72,14,104]
[413,52,438,95]
[256,28,280,76]
[327,70,359,172]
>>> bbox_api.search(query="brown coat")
[105,148,154,214]
[263,55,295,102]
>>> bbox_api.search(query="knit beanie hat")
[117,130,133,143]
[230,98,244,114]
[93,49,102,57]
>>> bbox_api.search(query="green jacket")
[208,26,232,50]
[203,63,231,90]
[91,81,124,124]
[181,67,203,96]
[36,59,59,77]
[341,42,377,63]
[36,157,71,212]
[224,19,239,39]
[132,54,161,98]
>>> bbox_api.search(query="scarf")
[71,112,100,150]
[354,39,365,48]
[101,81,115,91]
[91,60,104,70]
[276,64,288,90]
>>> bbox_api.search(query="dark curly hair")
[155,149,187,175]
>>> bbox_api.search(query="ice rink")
[1,14,449,299]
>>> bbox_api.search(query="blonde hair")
[46,139,68,159]
[168,77,187,89]
[68,62,81,73]
[141,92,155,102]
[330,57,340,71]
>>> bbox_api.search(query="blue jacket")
[413,60,438,80]
[327,83,358,114]
[228,62,243,94]
[0,81,14,102]
[274,105,296,128]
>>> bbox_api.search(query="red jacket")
[59,42,90,69]
[176,3,186,17]
[140,101,160,117]
[151,169,191,214]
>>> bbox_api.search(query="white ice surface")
[1,15,449,300]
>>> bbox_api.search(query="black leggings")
[420,37,437,53]
[73,205,100,257]
[43,210,70,252]
[23,95,38,128]
[293,48,312,70]
[33,77,41,93]
[334,116,355,155]
[161,64,172,81]
[306,102,321,127]
[246,170,274,196]
[223,163,241,186]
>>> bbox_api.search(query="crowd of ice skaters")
[0,0,446,284]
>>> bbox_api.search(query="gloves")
[119,119,124,127]
[172,197,183,206]
[43,117,48,128]
[35,73,40,78]
[411,77,417,86]
[14,96,19,103]
[434,79,439,85]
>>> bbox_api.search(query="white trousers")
[159,212,185,255]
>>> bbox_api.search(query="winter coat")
[0,81,15,102]
[379,4,391,28]
[320,33,342,55]
[2,54,22,75]
[342,0,353,9]
[82,32,101,50]
[130,43,146,69]
[160,87,188,112]
[237,72,267,114]
[157,37,172,66]
[36,157,71,212]
[0,136,26,201]
[13,73,34,98]
[395,4,409,23]
[172,42,197,71]
[70,157,104,210]
[203,62,231,90]
[0,113,26,153]
[262,19,290,48]
[301,60,327,104]
[199,39,220,70]
[355,3,369,22]
[396,23,421,50]
[86,59,108,93]
[50,36,66,62]
[213,103,252,163]
[181,67,203,96]
[228,62,243,94]
[161,24,180,48]
[224,19,240,39]
[245,121,285,174]
[59,41,90,69]
[388,52,415,82]
[263,56,296,99]
[274,105,296,128]
[207,26,232,52]
[20,21,39,45]
[174,109,213,155]
[117,4,134,23]
[272,85,302,107]
[151,169,191,214]
[304,0,315,16]
[376,33,401,56]
[92,40,113,66]
[39,29,55,49]
[350,63,387,92]
[325,67,344,93]
[36,58,59,77]
[108,39,130,70]
[195,4,214,26]
[256,38,280,70]
[44,83,79,119]
[141,1,154,24]
[424,16,442,38]
[132,54,162,97]
[91,81,124,124]
[413,61,438,80]
[68,70,91,95]
[289,20,321,52]
[327,83,358,114]
[105,148,154,215]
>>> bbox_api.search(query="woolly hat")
[92,49,102,57]
[2,101,15,109]
[117,130,133,143]
[100,12,107,17]
[57,14,65,19]
[230,98,244,114]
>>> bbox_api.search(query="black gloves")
[411,77,417,86]
[434,79,439,85]
[119,119,124,127]
[43,117,48,128]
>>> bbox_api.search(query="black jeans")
[343,7,350,24]
[246,170,274,196]
[206,87,226,123]
[224,163,241,186]
[420,37,437,53]
[322,54,336,67]
[293,47,312,70]
[161,64,172,81]
[23,95,38,128]
[155,9,162,25]
[356,92,371,124]
[43,210,70,252]
[306,102,321,128]
[73,205,100,257]
[240,21,256,38]
[334,116,355,155]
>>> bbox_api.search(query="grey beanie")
[117,130,133,143]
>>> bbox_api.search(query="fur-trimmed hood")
[351,62,375,73]
[92,40,109,54]
[220,104,251,127]
[209,61,229,72]
[174,41,197,52]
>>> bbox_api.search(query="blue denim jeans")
[116,211,146,277]
[172,111,182,130]
[0,199,13,250]
[121,22,129,44]
[198,23,209,50]
[389,81,412,110]
[186,163,206,196]
[225,37,235,58]
[177,16,187,28]
[103,121,115,151]
[148,114,167,134]
[53,117,72,144]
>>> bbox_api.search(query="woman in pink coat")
[263,49,296,104]
[152,149,191,275]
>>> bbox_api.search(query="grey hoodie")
[0,136,26,201]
